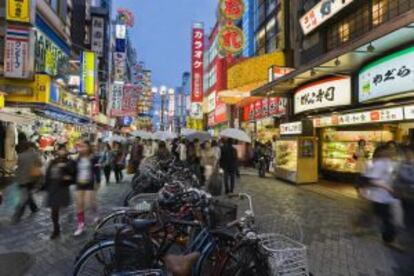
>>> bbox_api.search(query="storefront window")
[338,22,350,43]
[255,27,266,54]
[372,0,386,26]
[257,0,266,26]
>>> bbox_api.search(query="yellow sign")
[81,51,96,96]
[6,0,32,23]
[187,118,204,131]
[6,74,51,104]
[0,94,5,109]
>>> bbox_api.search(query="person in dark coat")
[44,144,75,239]
[220,138,238,194]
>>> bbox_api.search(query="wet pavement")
[0,172,413,276]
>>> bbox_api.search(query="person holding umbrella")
[219,138,238,194]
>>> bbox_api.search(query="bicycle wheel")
[95,210,144,232]
[219,243,270,276]
[73,240,117,276]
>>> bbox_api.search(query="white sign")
[268,66,294,82]
[207,91,216,112]
[4,26,34,79]
[280,122,302,135]
[110,82,124,116]
[294,76,351,114]
[115,24,126,39]
[300,0,354,35]
[91,16,105,57]
[168,93,175,117]
[313,107,404,127]
[191,102,203,119]
[404,105,414,120]
[113,52,126,82]
[359,46,414,102]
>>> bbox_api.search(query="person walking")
[113,142,125,183]
[187,142,201,182]
[201,141,219,184]
[178,138,187,162]
[220,139,238,194]
[362,145,402,250]
[143,140,152,158]
[101,143,113,184]
[129,137,144,174]
[43,144,75,239]
[353,139,370,178]
[12,140,43,224]
[73,140,99,236]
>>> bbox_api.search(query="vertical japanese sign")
[4,26,34,79]
[91,16,105,57]
[6,0,33,23]
[113,52,126,82]
[80,51,96,96]
[190,22,204,119]
[110,82,124,117]
[122,84,140,116]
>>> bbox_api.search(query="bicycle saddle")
[131,219,157,232]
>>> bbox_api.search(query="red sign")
[218,26,245,55]
[219,0,245,21]
[215,102,227,124]
[254,100,262,119]
[191,23,204,103]
[262,98,269,117]
[122,84,140,116]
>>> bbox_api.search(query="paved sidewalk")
[0,174,413,275]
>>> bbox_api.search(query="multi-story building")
[252,0,414,184]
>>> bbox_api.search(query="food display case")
[321,129,394,173]
[275,137,318,184]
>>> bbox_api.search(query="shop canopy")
[218,82,265,106]
[0,110,35,124]
[252,20,414,97]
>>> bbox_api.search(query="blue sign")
[115,39,126,52]
[50,83,60,103]
[122,116,133,126]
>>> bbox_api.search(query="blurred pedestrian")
[187,142,201,182]
[74,140,99,236]
[362,145,403,250]
[201,141,219,184]
[113,142,125,183]
[101,143,113,184]
[178,138,187,161]
[143,140,152,158]
[171,138,180,160]
[129,137,144,174]
[12,140,43,224]
[211,140,221,161]
[220,139,238,194]
[43,144,75,239]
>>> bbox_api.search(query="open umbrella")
[185,131,211,142]
[219,128,251,143]
[153,131,177,141]
[131,130,153,140]
[180,128,197,136]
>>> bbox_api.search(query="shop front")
[312,46,414,181]
[274,121,318,184]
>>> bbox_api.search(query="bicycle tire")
[95,210,143,232]
[218,243,270,276]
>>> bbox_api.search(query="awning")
[218,81,266,105]
[253,16,414,97]
[0,111,36,124]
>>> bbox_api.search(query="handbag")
[30,164,43,178]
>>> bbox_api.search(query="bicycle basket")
[128,193,159,212]
[256,214,304,242]
[210,199,237,228]
[259,233,309,276]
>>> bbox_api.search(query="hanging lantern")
[218,26,245,55]
[219,0,245,21]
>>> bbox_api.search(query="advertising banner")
[300,0,354,35]
[280,122,302,135]
[268,66,294,82]
[80,51,96,96]
[113,52,126,82]
[4,26,34,79]
[191,23,204,104]
[6,0,33,23]
[294,76,351,114]
[34,30,69,77]
[191,102,203,119]
[110,82,124,117]
[122,84,140,116]
[115,39,126,52]
[91,16,105,57]
[115,25,126,39]
[359,46,414,102]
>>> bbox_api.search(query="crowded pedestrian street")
[0,172,413,276]
[1,0,414,275]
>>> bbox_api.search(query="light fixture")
[151,87,158,94]
[160,86,167,95]
[367,43,375,53]
[334,58,341,66]
[168,88,175,95]
[310,69,316,76]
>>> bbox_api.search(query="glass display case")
[321,129,394,173]
[275,137,318,184]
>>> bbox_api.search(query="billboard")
[80,51,96,96]
[91,16,105,57]
[191,23,204,104]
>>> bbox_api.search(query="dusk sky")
[114,0,217,88]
